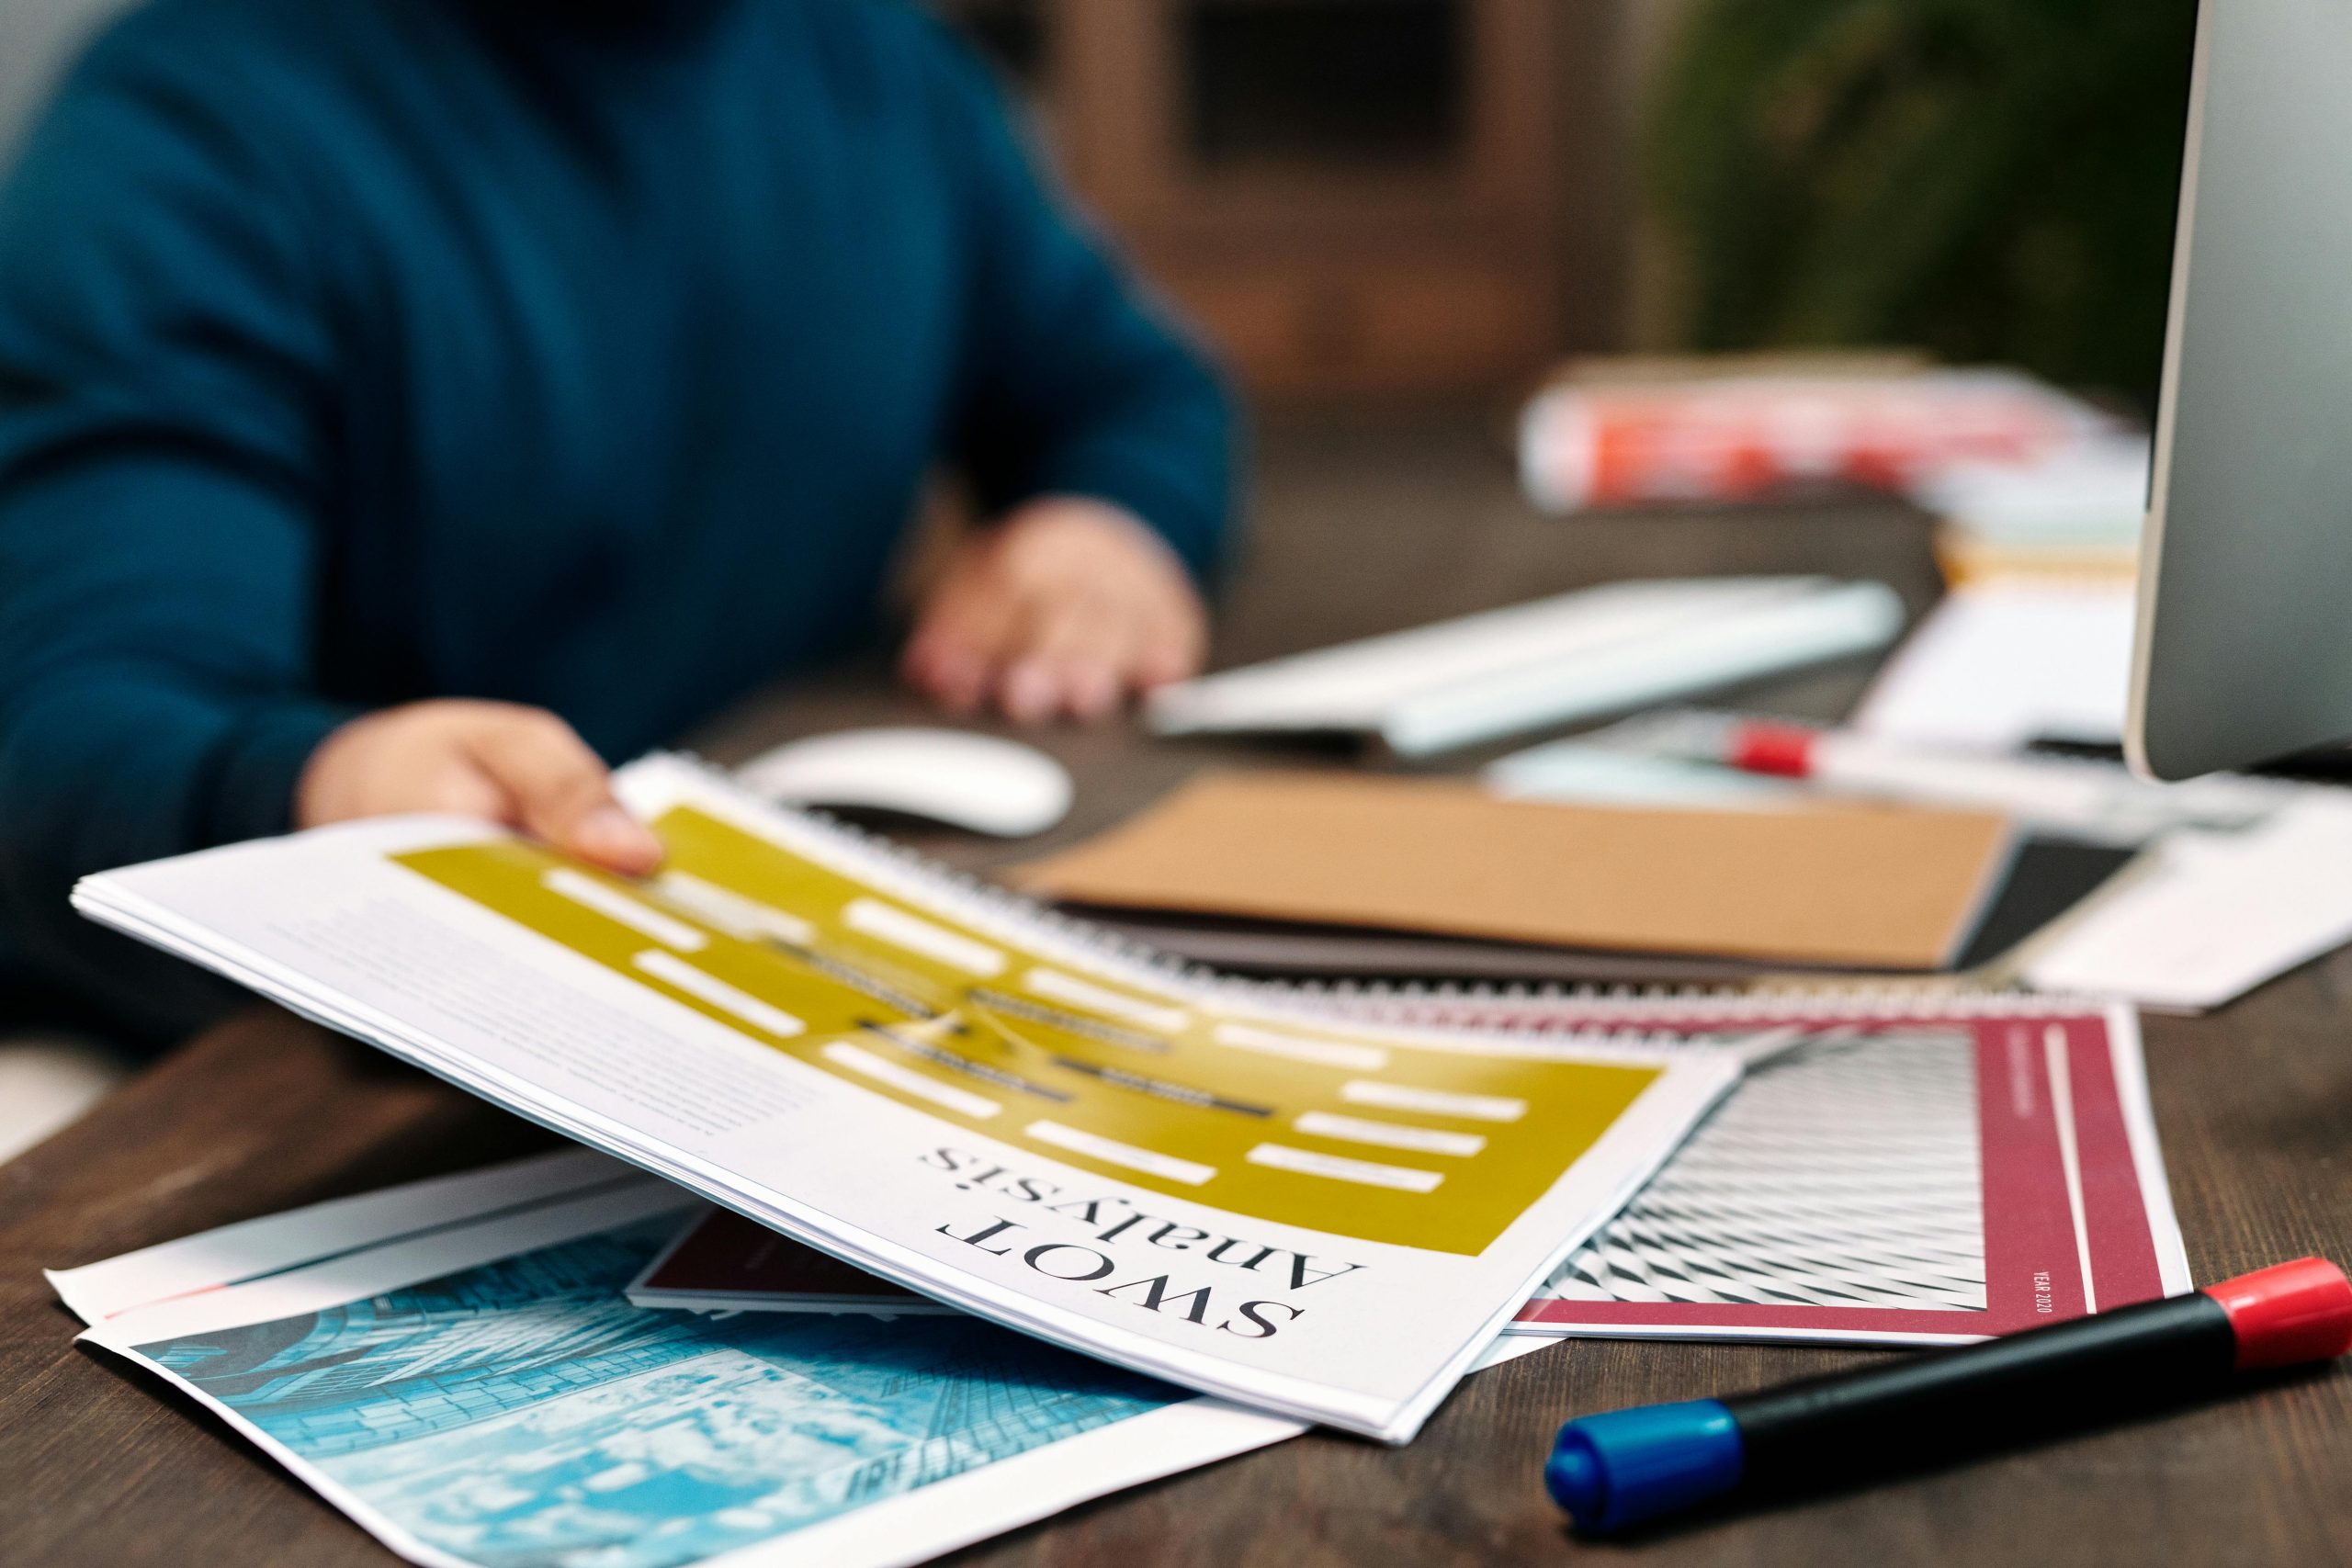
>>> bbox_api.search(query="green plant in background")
[1648,0,2199,408]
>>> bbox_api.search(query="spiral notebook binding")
[654,752,2124,1041]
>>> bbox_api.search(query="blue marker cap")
[1544,1398,1745,1534]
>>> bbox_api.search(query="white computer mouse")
[733,727,1074,838]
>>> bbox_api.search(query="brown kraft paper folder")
[1013,773,2018,972]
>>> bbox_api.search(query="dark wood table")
[5,406,2349,1567]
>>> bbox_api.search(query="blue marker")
[1546,1258,2352,1535]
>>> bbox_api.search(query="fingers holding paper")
[901,497,1207,725]
[296,700,663,875]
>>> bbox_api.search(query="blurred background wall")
[0,0,2199,412]
[1638,0,2198,408]
[933,0,1643,400]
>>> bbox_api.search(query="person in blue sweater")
[0,0,1237,1048]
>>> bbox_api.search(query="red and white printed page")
[1327,993,2186,1346]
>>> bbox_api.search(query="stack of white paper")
[1854,580,2135,751]
[2018,796,2352,1010]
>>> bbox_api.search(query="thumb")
[463,709,663,875]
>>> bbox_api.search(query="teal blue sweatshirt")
[0,0,1235,1040]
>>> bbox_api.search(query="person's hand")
[296,700,663,875]
[900,497,1208,724]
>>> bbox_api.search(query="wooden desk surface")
[5,407,2349,1567]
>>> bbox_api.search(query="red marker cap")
[1727,722,1819,778]
[2202,1258,2352,1371]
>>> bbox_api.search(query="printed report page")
[76,757,1735,1440]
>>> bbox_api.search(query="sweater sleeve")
[0,38,354,1040]
[930,37,1242,583]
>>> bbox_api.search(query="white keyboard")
[1147,576,1905,756]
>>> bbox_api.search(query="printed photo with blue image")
[134,1217,1182,1568]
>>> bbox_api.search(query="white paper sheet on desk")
[46,1147,630,1325]
[2020,796,2352,1010]
[1855,580,2134,750]
[74,1179,1306,1568]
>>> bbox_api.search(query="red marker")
[1625,712,2284,843]
[1547,1258,2352,1535]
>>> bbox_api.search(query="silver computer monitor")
[2129,0,2352,780]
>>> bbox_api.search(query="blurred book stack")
[1517,353,2129,516]
[1913,436,2149,587]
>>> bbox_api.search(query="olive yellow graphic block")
[396,807,1658,1255]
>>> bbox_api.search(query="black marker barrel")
[1727,1291,2236,1491]
[1546,1258,2352,1535]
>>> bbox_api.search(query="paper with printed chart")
[622,997,2191,1350]
[70,1176,1305,1568]
[74,755,1734,1441]
[1294,990,2188,1346]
